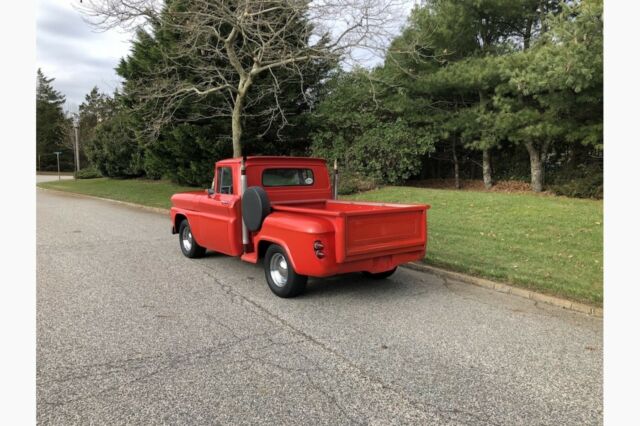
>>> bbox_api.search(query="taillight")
[314,240,325,259]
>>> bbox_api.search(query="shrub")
[313,119,435,185]
[335,171,378,195]
[546,159,603,199]
[75,166,102,179]
[550,172,603,199]
[349,122,434,184]
[84,112,144,178]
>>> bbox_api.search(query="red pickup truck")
[171,156,429,297]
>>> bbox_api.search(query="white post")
[240,157,249,250]
[333,159,339,200]
[54,152,61,180]
[74,123,80,172]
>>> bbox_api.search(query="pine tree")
[113,0,332,185]
[36,69,69,171]
[75,87,117,167]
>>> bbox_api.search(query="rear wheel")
[264,245,307,298]
[179,220,206,258]
[363,267,397,279]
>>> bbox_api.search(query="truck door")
[194,166,242,256]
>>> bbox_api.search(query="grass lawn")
[38,178,603,305]
[38,178,197,210]
[347,187,603,305]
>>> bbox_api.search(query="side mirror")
[207,188,215,196]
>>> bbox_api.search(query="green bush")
[335,171,378,195]
[313,119,435,185]
[75,166,102,179]
[547,162,603,199]
[350,122,434,184]
[550,172,603,199]
[84,112,144,178]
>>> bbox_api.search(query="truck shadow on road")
[301,271,432,300]
[197,254,435,301]
[202,250,225,258]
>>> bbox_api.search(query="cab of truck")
[170,156,429,298]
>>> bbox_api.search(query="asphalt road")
[37,189,603,425]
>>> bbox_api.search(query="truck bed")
[272,200,429,263]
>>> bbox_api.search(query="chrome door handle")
[220,200,230,206]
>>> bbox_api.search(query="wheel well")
[257,240,274,259]
[174,214,187,233]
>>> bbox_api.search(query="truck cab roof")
[213,156,332,203]
[216,156,328,167]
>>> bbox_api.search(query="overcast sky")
[37,0,416,112]
[36,0,132,112]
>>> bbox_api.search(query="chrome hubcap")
[182,227,193,251]
[269,253,288,287]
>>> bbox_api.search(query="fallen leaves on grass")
[407,179,549,194]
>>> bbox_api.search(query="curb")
[38,187,603,318]
[401,262,603,317]
[37,187,171,216]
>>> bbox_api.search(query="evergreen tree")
[36,69,69,171]
[113,0,332,185]
[75,87,117,169]
[494,0,603,191]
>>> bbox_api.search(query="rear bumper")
[302,248,425,278]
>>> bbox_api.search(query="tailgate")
[338,205,427,262]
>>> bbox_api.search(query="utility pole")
[73,120,80,173]
[54,152,62,181]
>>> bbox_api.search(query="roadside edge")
[37,187,171,215]
[402,262,603,317]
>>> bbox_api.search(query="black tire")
[242,186,271,232]
[363,267,397,280]
[178,220,207,258]
[264,245,307,298]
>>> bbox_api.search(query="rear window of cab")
[262,168,315,187]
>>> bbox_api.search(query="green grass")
[346,187,603,305]
[38,178,603,305]
[38,178,198,210]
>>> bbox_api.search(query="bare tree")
[79,0,404,157]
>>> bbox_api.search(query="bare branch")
[80,0,406,156]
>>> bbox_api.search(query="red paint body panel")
[170,156,430,277]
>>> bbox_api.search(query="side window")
[216,167,234,195]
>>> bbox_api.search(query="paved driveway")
[37,174,75,183]
[37,189,602,424]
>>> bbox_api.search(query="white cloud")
[36,0,417,109]
[36,0,132,111]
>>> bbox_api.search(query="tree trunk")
[231,75,253,158]
[482,149,492,189]
[231,93,244,158]
[452,139,460,189]
[525,141,544,192]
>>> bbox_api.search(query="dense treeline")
[312,0,602,196]
[37,0,602,197]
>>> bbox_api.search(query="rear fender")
[253,212,335,274]
[255,237,299,272]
